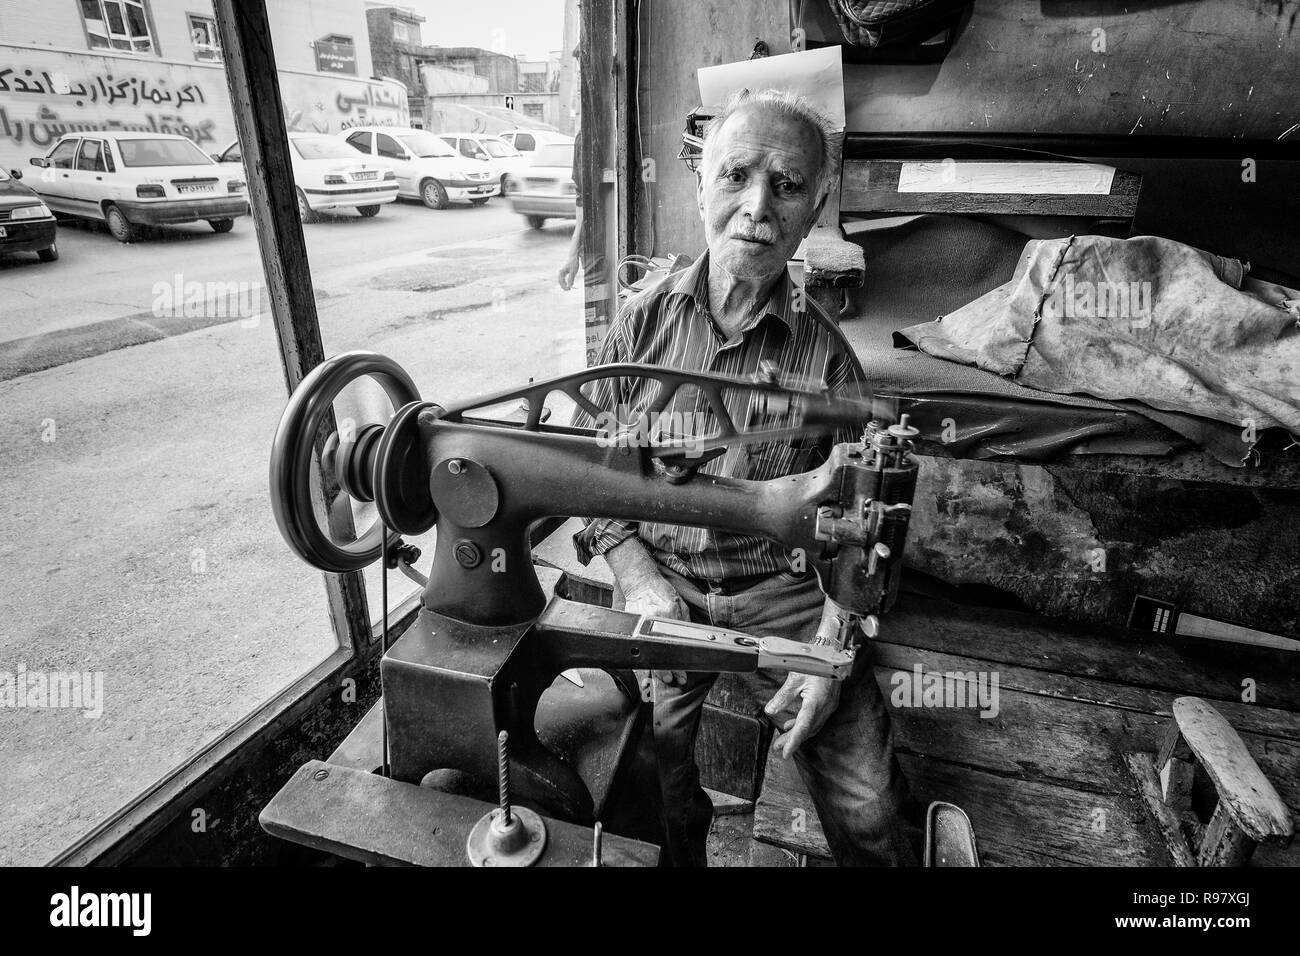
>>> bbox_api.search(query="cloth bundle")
[896,234,1300,436]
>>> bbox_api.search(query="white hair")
[701,88,840,203]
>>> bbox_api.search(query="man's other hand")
[765,672,841,758]
[558,254,580,291]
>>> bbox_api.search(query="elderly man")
[573,88,916,866]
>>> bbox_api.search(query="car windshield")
[0,168,9,182]
[292,136,357,160]
[118,138,212,167]
[398,132,457,158]
[482,139,517,158]
[533,144,574,167]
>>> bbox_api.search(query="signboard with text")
[314,39,357,75]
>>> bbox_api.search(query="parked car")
[507,141,577,229]
[438,133,528,192]
[497,129,574,157]
[28,132,247,243]
[0,167,59,262]
[340,126,497,209]
[214,133,398,222]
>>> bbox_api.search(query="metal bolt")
[592,821,603,867]
[497,729,512,827]
[313,768,329,781]
[448,459,464,475]
[454,540,482,568]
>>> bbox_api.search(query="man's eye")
[724,169,746,183]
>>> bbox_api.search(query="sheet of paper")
[697,46,844,131]
[896,161,1117,195]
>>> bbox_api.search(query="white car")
[497,129,573,157]
[438,133,528,192]
[340,126,497,209]
[214,132,398,222]
[29,132,247,243]
[508,140,577,230]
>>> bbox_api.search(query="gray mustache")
[732,229,775,243]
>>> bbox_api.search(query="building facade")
[0,0,408,171]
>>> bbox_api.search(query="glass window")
[80,0,156,55]
[291,136,361,161]
[118,138,212,167]
[514,132,535,151]
[46,139,80,169]
[220,143,242,164]
[458,140,478,158]
[189,13,221,62]
[75,139,107,173]
[397,132,456,158]
[375,133,406,160]
[346,131,372,153]
[482,138,516,158]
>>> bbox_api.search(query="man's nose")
[740,178,775,221]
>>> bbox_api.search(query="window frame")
[187,12,222,62]
[77,0,160,57]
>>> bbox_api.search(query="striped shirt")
[572,250,868,580]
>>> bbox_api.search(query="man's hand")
[623,586,689,697]
[558,253,581,291]
[605,537,689,697]
[764,672,841,758]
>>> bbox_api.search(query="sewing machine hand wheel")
[270,351,437,572]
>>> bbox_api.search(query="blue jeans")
[643,567,918,867]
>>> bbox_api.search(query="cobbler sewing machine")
[259,350,942,866]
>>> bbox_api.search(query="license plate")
[472,187,492,194]
[0,226,6,238]
[177,185,213,195]
[354,171,377,181]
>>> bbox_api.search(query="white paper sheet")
[697,46,845,131]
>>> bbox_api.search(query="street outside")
[0,196,586,864]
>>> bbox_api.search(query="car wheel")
[526,215,546,230]
[297,188,318,224]
[357,205,381,217]
[105,204,138,243]
[37,242,59,262]
[420,178,449,210]
[208,218,235,233]
[469,197,490,206]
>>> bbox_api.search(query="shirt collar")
[668,249,799,333]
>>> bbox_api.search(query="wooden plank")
[755,741,1172,866]
[841,160,1140,217]
[211,0,372,650]
[261,761,659,867]
[869,655,1300,817]
[878,596,1300,713]
[1121,752,1197,867]
[698,705,769,801]
[1173,697,1294,842]
[872,638,1300,744]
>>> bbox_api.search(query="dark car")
[0,167,58,262]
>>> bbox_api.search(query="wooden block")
[1155,720,1195,811]
[1171,697,1294,845]
[1122,751,1196,867]
[698,705,770,802]
[1198,800,1258,867]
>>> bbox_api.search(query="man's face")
[697,105,825,281]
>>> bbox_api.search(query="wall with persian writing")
[0,45,409,172]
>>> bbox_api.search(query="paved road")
[0,197,586,864]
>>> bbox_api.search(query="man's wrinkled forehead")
[703,103,822,180]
